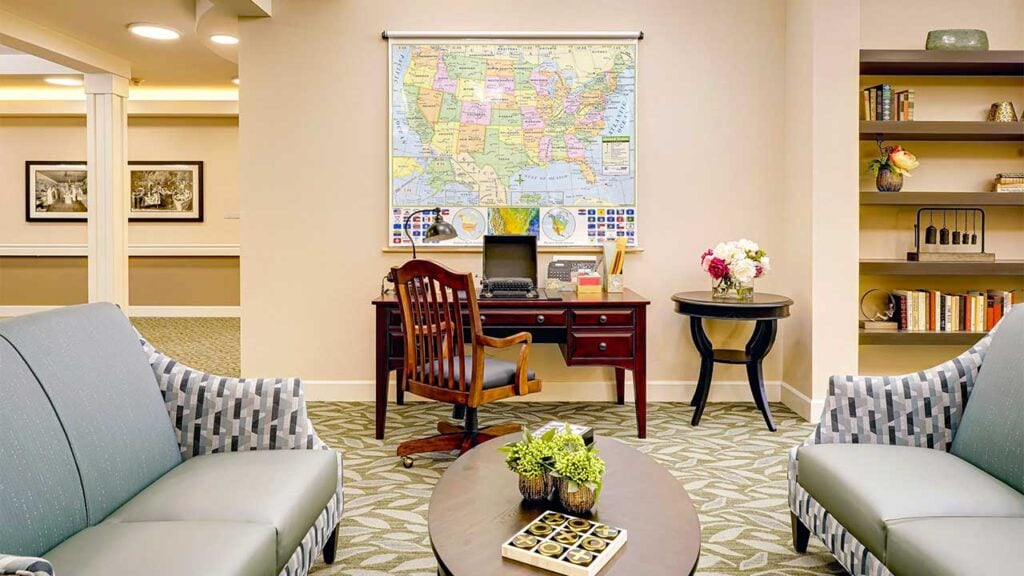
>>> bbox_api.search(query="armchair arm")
[808,333,993,451]
[138,334,327,458]
[480,332,533,395]
[0,555,53,576]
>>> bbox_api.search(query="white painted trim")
[0,244,240,257]
[304,379,782,403]
[781,381,824,423]
[0,305,59,317]
[127,306,240,318]
[0,100,239,117]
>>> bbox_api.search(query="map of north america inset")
[390,41,637,247]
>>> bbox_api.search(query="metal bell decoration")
[939,211,950,245]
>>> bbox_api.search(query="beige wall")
[240,0,795,400]
[859,0,1024,374]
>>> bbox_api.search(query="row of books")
[862,85,915,121]
[994,172,1024,193]
[892,289,1015,333]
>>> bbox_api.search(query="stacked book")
[994,173,1024,193]
[862,84,915,121]
[891,289,1015,332]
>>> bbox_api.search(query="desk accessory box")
[501,511,627,576]
[532,421,594,446]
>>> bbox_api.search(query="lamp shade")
[424,212,458,242]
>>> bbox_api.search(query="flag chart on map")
[388,34,638,248]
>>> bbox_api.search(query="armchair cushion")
[0,555,53,576]
[798,443,1024,561]
[104,450,338,573]
[46,521,276,576]
[426,355,536,390]
[885,517,1024,576]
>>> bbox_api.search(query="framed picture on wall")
[25,161,88,222]
[129,161,203,222]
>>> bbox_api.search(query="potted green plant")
[500,429,558,501]
[867,140,919,192]
[551,437,605,515]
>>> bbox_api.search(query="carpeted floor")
[133,318,845,576]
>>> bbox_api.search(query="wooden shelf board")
[859,329,987,346]
[860,259,1024,276]
[860,50,1024,76]
[860,121,1024,141]
[860,192,1024,206]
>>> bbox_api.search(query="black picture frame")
[25,160,88,222]
[129,161,204,222]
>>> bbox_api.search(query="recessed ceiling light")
[128,23,180,41]
[44,77,84,87]
[231,76,240,85]
[210,34,239,45]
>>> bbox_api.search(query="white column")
[85,73,129,307]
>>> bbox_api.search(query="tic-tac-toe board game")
[501,511,627,576]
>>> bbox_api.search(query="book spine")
[871,88,878,121]
[881,84,892,121]
[908,89,915,120]
[863,90,871,121]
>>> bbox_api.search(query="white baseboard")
[0,305,239,318]
[304,378,783,403]
[780,382,824,423]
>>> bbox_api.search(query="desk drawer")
[480,309,566,327]
[571,309,634,327]
[569,331,634,359]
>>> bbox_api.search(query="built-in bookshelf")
[858,49,1024,349]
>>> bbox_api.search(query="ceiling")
[0,0,239,88]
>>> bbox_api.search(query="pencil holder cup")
[606,274,624,293]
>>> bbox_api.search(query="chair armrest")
[0,555,53,576]
[138,333,328,458]
[807,333,992,451]
[480,332,533,395]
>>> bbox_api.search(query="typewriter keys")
[567,518,592,532]
[537,542,564,558]
[511,534,538,549]
[554,530,580,545]
[528,523,553,537]
[566,548,595,566]
[581,536,607,552]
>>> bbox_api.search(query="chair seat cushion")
[46,521,276,576]
[426,355,536,389]
[105,449,338,572]
[886,517,1024,576]
[797,444,1024,561]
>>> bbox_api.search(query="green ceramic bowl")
[926,29,989,51]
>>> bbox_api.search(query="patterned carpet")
[132,318,845,576]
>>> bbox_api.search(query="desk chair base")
[397,407,521,467]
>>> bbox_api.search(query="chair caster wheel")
[401,456,414,468]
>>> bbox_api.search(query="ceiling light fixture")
[210,34,239,45]
[44,77,84,87]
[231,76,240,85]
[128,23,181,41]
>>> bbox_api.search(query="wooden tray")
[501,511,627,576]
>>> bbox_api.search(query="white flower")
[731,258,758,283]
[712,242,730,260]
[736,238,759,253]
[759,256,771,271]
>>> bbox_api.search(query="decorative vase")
[518,472,553,501]
[711,277,753,301]
[987,102,1018,123]
[925,29,988,51]
[875,166,903,192]
[558,481,596,515]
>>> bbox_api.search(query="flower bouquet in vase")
[700,239,769,300]
[867,140,918,192]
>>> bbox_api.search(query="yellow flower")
[888,146,919,175]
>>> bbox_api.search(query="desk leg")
[374,306,389,440]
[633,306,648,439]
[614,368,626,405]
[396,368,405,405]
[745,319,778,431]
[689,317,715,426]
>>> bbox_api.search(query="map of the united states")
[391,42,636,211]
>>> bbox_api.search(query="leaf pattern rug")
[307,401,845,576]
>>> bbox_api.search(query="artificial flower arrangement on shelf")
[700,239,770,300]
[867,139,919,192]
[500,425,605,515]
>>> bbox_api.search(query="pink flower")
[755,265,764,278]
[700,249,714,271]
[707,257,729,280]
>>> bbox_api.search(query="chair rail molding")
[0,243,241,257]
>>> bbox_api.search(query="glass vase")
[711,277,754,301]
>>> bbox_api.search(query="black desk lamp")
[382,207,457,294]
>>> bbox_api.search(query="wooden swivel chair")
[391,259,541,466]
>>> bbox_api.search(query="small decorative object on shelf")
[867,139,919,192]
[909,207,993,262]
[987,101,1019,122]
[994,172,1024,193]
[551,430,605,515]
[859,288,898,332]
[501,511,627,576]
[925,29,989,51]
[700,239,769,301]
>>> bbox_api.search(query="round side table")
[671,291,793,431]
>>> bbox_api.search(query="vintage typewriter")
[481,277,538,299]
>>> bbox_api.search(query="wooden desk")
[372,289,651,439]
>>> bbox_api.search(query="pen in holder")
[603,239,626,293]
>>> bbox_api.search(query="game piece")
[501,511,627,576]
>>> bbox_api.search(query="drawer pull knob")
[598,342,608,351]
[599,315,608,324]
[480,315,486,323]
[537,315,545,324]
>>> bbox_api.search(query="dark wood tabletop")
[671,291,793,320]
[428,435,701,575]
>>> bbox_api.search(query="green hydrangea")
[500,428,559,478]
[553,447,605,486]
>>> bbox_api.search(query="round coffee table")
[428,435,701,575]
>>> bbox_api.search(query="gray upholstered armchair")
[788,305,1024,576]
